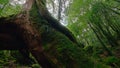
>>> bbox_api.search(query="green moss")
[29,3,94,68]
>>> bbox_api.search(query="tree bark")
[0,14,54,68]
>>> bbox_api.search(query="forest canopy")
[0,0,120,68]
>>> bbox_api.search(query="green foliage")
[67,0,120,67]
[0,51,16,67]
[89,1,120,47]
[94,62,111,68]
[32,64,40,68]
[103,56,120,67]
[67,0,100,47]
[0,0,21,17]
[104,56,118,64]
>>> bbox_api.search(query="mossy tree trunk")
[0,0,75,67]
[0,0,93,68]
[0,13,54,68]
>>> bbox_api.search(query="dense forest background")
[0,0,120,68]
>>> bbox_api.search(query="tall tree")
[0,0,92,68]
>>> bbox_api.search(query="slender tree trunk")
[88,22,113,56]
